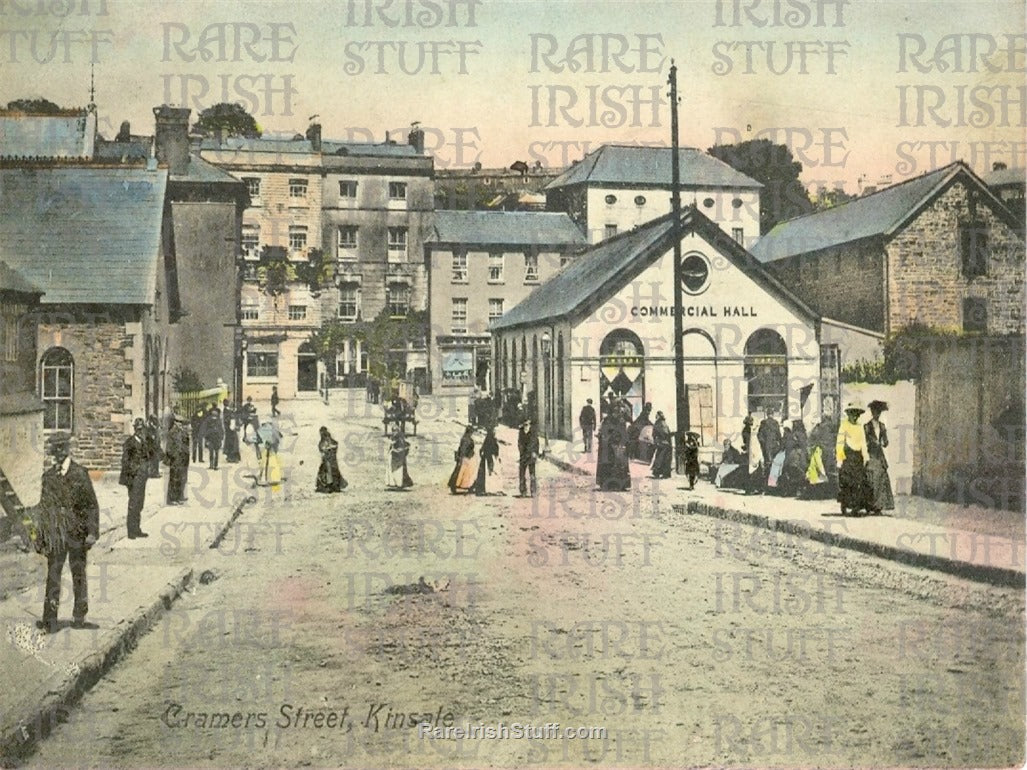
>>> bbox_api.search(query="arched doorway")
[297,341,318,393]
[744,328,788,415]
[599,329,645,420]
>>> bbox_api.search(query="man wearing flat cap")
[35,434,99,632]
[119,417,151,538]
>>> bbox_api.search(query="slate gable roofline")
[491,206,817,332]
[545,143,763,191]
[752,161,1022,263]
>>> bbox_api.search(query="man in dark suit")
[35,434,99,632]
[517,418,539,497]
[579,399,597,453]
[165,416,190,504]
[119,417,151,538]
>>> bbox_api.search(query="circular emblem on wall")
[605,194,617,204]
[681,253,711,295]
[634,195,646,206]
[703,197,715,208]
[731,197,743,208]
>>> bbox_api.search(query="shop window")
[599,329,645,420]
[247,351,278,378]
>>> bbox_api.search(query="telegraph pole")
[668,60,689,469]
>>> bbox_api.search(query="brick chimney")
[153,105,191,175]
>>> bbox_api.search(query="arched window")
[599,329,645,420]
[41,347,74,431]
[744,328,788,415]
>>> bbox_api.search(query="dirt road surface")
[21,394,1025,769]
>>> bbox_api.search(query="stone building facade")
[753,162,1025,339]
[0,262,43,508]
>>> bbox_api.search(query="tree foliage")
[171,367,204,393]
[814,185,858,211]
[6,97,64,113]
[707,138,813,233]
[308,308,428,380]
[191,102,261,138]
[254,246,333,297]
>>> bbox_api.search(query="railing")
[173,384,230,419]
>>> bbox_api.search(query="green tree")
[191,103,261,139]
[814,185,858,211]
[308,309,428,379]
[293,248,334,296]
[6,97,64,113]
[707,139,813,233]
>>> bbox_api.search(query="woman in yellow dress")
[836,402,871,516]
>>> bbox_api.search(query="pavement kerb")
[0,567,194,766]
[678,501,1026,589]
[0,494,255,767]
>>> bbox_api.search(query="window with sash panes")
[241,302,259,321]
[452,251,468,283]
[388,181,407,200]
[289,226,308,252]
[338,287,359,320]
[488,298,504,323]
[452,298,468,334]
[488,252,504,282]
[288,305,307,321]
[387,226,407,258]
[386,286,409,317]
[337,225,358,258]
[338,180,357,198]
[524,252,539,283]
[246,351,278,378]
[289,178,308,199]
[40,347,74,430]
[243,177,260,200]
[241,226,260,259]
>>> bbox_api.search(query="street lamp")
[541,330,551,450]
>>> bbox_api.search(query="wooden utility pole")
[668,60,688,467]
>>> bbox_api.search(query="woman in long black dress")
[864,400,894,514]
[836,402,871,515]
[448,426,476,494]
[596,410,631,491]
[315,426,347,493]
[222,399,241,463]
[650,412,673,479]
[472,427,500,495]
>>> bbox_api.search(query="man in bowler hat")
[119,417,151,538]
[35,434,99,632]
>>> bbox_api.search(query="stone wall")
[36,314,135,472]
[914,334,1025,511]
[765,242,887,332]
[886,181,1025,335]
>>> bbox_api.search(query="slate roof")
[0,259,42,296]
[0,111,92,159]
[170,154,245,184]
[984,166,1025,188]
[546,145,762,191]
[94,137,151,163]
[491,206,815,331]
[0,166,168,305]
[429,210,586,246]
[198,136,421,157]
[750,162,1010,263]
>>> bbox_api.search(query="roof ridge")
[767,161,965,231]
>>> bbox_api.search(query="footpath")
[488,422,1026,589]
[0,458,259,766]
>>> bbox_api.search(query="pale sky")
[3,0,1024,192]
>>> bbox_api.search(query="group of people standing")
[447,423,507,496]
[715,400,894,516]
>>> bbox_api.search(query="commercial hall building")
[490,207,836,449]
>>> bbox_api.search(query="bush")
[882,323,961,382]
[841,358,886,383]
[172,367,204,393]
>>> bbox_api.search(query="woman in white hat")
[835,401,871,515]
